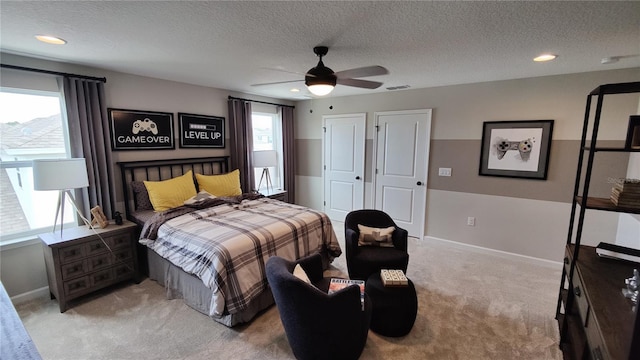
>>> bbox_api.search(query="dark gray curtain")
[228,99,255,192]
[280,106,295,203]
[61,77,115,221]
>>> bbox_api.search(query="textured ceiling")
[1,1,639,101]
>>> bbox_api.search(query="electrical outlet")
[467,217,475,226]
[438,167,452,177]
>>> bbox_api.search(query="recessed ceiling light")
[35,35,67,45]
[290,88,300,93]
[533,54,557,62]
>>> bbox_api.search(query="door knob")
[355,176,361,180]
[416,181,423,186]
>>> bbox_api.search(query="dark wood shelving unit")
[556,82,640,360]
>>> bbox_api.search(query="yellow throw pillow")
[144,171,197,211]
[196,169,242,197]
[357,225,396,247]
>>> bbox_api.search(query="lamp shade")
[253,150,277,168]
[33,158,89,191]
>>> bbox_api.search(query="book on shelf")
[595,242,640,265]
[380,269,409,287]
[610,187,640,207]
[328,278,365,310]
[613,178,640,193]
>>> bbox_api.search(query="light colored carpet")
[16,223,562,360]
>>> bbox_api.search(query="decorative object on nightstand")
[32,158,89,236]
[90,205,109,229]
[254,150,277,192]
[39,221,139,312]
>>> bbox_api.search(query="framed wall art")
[479,120,554,180]
[109,108,174,150]
[178,113,225,148]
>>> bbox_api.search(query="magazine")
[328,278,365,310]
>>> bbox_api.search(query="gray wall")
[1,51,638,301]
[0,53,292,299]
[293,68,640,262]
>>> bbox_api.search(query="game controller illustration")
[495,138,534,161]
[132,118,158,135]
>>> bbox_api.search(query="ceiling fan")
[253,46,388,96]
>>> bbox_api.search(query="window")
[0,88,74,242]
[252,110,283,191]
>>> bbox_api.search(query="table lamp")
[253,150,277,192]
[32,158,89,236]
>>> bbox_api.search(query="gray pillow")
[131,181,153,211]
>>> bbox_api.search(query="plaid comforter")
[140,197,341,316]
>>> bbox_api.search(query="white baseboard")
[424,236,563,270]
[11,286,49,305]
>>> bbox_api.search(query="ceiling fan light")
[307,84,335,96]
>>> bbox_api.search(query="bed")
[118,157,341,327]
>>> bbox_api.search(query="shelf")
[576,196,640,214]
[589,82,640,96]
[583,146,640,152]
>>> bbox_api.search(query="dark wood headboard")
[117,156,230,219]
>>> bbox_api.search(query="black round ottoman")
[365,272,417,337]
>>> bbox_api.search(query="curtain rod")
[228,96,295,108]
[0,63,107,83]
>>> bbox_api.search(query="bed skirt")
[147,248,275,327]
[147,247,333,327]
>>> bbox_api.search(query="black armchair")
[345,209,409,280]
[265,253,371,360]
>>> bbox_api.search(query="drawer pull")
[563,257,569,264]
[574,286,581,297]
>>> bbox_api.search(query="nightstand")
[39,221,139,312]
[261,189,288,202]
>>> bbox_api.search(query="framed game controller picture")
[108,108,174,150]
[178,113,225,148]
[479,120,554,180]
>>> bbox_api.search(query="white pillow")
[184,190,217,205]
[357,225,396,247]
[293,264,311,284]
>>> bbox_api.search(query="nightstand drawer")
[86,238,110,256]
[61,260,87,280]
[114,262,135,280]
[108,232,132,249]
[585,309,608,360]
[89,269,114,287]
[64,276,90,296]
[87,253,113,272]
[572,268,590,327]
[59,243,86,264]
[113,248,133,263]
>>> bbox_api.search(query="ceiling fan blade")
[334,65,388,79]
[337,78,383,89]
[251,79,303,87]
[260,67,307,76]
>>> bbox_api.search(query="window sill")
[0,235,42,251]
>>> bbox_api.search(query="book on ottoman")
[329,278,365,310]
[381,269,409,287]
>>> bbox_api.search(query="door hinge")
[375,125,380,131]
[323,127,326,132]
[375,169,378,174]
[324,201,326,206]
[323,165,326,170]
